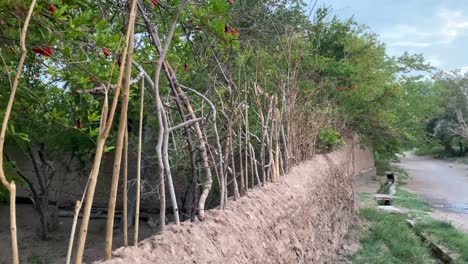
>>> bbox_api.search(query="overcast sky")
[309,0,468,72]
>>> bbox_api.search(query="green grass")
[25,256,52,264]
[393,189,432,213]
[357,192,371,202]
[415,220,468,263]
[377,183,390,194]
[353,165,468,264]
[352,208,435,264]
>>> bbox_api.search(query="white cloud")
[427,57,442,68]
[380,24,433,40]
[460,66,468,74]
[436,8,468,43]
[380,8,468,47]
[389,41,432,47]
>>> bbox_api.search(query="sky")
[308,0,468,72]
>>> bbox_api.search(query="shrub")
[317,127,344,153]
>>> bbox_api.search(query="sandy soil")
[354,168,381,194]
[0,204,155,264]
[397,154,468,232]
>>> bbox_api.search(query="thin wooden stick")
[66,201,81,264]
[0,2,36,263]
[123,125,129,247]
[75,1,138,262]
[238,122,244,194]
[9,182,17,264]
[134,79,144,246]
[105,15,136,259]
[153,0,188,229]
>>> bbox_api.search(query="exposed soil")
[0,204,155,264]
[397,154,468,233]
[98,143,373,264]
[1,141,374,264]
[354,168,381,194]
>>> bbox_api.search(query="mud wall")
[100,141,374,264]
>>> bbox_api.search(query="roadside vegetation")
[415,220,468,263]
[352,207,435,264]
[353,166,468,263]
[410,72,468,159]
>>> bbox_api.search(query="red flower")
[102,48,110,57]
[32,47,52,57]
[151,0,159,7]
[231,28,238,36]
[49,4,56,13]
[227,0,234,5]
[184,63,188,73]
[224,24,230,34]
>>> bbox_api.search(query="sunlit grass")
[415,219,468,263]
[352,208,434,264]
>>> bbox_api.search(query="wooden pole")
[105,20,135,260]
[66,201,81,264]
[9,182,18,264]
[74,1,137,262]
[123,125,129,246]
[0,2,36,263]
[134,79,144,246]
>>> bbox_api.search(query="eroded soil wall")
[101,142,374,264]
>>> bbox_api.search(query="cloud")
[427,57,442,68]
[380,24,433,40]
[436,8,468,43]
[380,8,468,47]
[460,66,468,74]
[389,41,432,47]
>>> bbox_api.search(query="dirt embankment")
[99,141,374,264]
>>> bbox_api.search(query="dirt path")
[397,154,468,232]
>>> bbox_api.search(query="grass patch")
[377,183,390,194]
[26,255,52,264]
[393,189,432,213]
[352,208,435,264]
[357,192,371,202]
[415,220,468,263]
[356,192,375,208]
